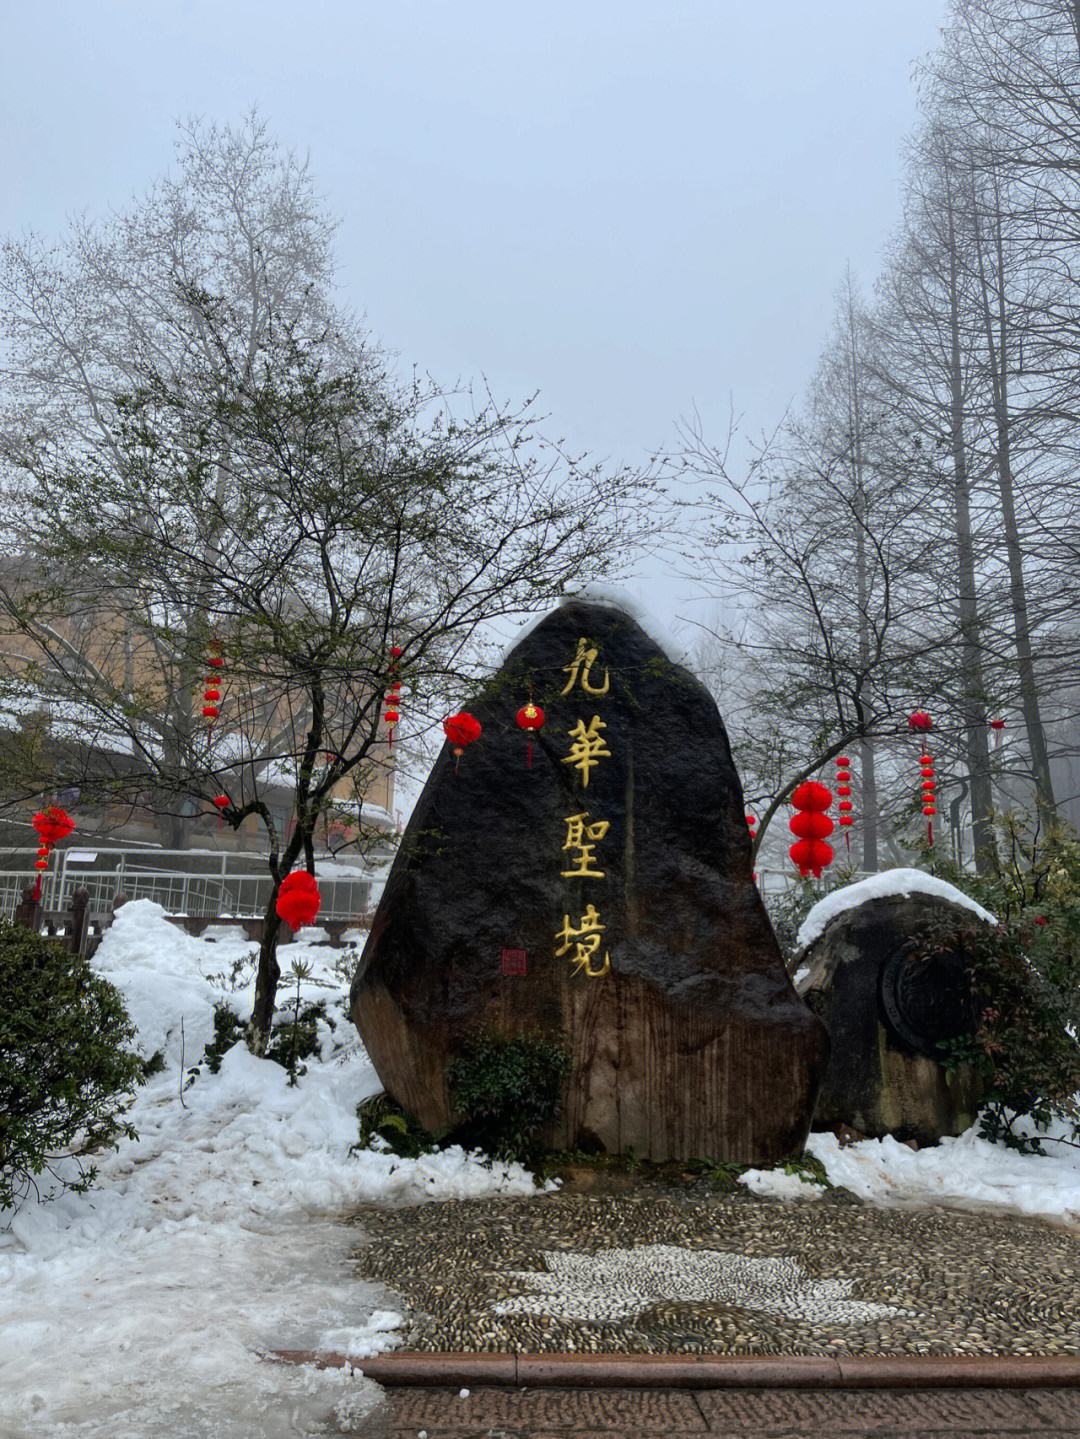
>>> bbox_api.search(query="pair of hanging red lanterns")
[202,641,224,723]
[788,780,835,879]
[31,804,75,900]
[384,644,403,749]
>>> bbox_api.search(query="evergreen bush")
[447,1031,570,1161]
[0,920,145,1210]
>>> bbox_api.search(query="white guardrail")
[0,848,381,922]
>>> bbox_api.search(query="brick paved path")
[367,1384,1080,1437]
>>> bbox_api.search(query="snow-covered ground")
[0,901,542,1439]
[742,1124,1080,1226]
[6,896,1080,1436]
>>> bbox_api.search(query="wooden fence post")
[69,887,91,959]
[14,882,41,933]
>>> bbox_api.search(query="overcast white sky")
[2,1,947,629]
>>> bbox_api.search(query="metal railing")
[0,848,380,922]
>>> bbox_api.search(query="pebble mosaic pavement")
[348,1187,1080,1356]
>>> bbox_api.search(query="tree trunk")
[972,170,1057,824]
[249,900,285,1055]
[943,167,997,872]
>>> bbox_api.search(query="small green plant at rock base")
[780,1153,833,1188]
[354,1094,435,1159]
[0,920,146,1211]
[447,1031,571,1162]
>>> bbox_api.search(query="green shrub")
[931,815,1080,1154]
[766,866,859,971]
[0,920,145,1210]
[447,1030,570,1161]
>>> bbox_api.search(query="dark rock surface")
[797,891,991,1143]
[351,599,827,1163]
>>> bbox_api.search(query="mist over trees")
[686,0,1080,873]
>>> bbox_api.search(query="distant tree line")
[682,0,1080,875]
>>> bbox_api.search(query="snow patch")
[0,900,543,1437]
[805,1127,1080,1227]
[796,869,997,951]
[739,1168,826,1202]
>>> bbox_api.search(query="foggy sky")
[1,1,947,626]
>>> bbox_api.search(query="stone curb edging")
[269,1350,1080,1389]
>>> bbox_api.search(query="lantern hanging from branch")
[834,754,855,854]
[275,869,322,931]
[30,804,76,901]
[745,811,758,882]
[202,640,225,734]
[515,702,545,768]
[443,712,482,773]
[919,748,937,846]
[384,643,403,750]
[788,780,834,879]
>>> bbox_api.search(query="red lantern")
[390,645,403,658]
[515,702,546,768]
[32,806,75,847]
[34,858,49,871]
[384,709,400,724]
[202,705,219,718]
[837,799,854,812]
[745,813,757,828]
[204,688,221,702]
[790,780,832,813]
[837,784,852,796]
[790,811,833,840]
[275,870,322,931]
[836,755,851,767]
[908,710,933,732]
[443,712,482,771]
[207,655,224,669]
[789,837,835,879]
[990,718,1005,730]
[212,794,230,809]
[384,643,404,749]
[839,815,855,828]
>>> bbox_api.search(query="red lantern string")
[910,711,937,847]
[202,641,225,737]
[834,755,855,855]
[515,702,545,769]
[745,812,758,881]
[788,780,834,879]
[384,643,403,750]
[443,712,482,773]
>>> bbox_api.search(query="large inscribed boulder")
[351,599,828,1162]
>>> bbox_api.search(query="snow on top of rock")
[499,582,692,665]
[796,868,997,951]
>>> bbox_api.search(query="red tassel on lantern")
[275,870,322,931]
[515,702,545,768]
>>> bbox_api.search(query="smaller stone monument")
[796,886,992,1143]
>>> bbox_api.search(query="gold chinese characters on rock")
[556,638,613,979]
